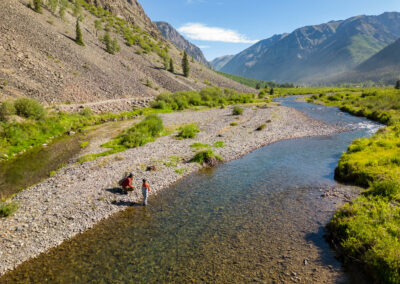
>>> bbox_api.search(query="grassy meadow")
[299,87,400,283]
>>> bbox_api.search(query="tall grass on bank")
[306,88,400,283]
[0,99,161,160]
[78,115,164,162]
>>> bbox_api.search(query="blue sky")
[140,0,400,61]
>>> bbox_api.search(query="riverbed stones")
[0,105,345,276]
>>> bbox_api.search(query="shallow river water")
[1,98,381,283]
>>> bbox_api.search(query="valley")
[1,0,400,283]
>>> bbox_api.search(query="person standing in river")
[142,179,151,206]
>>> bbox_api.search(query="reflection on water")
[0,136,81,199]
[1,98,381,283]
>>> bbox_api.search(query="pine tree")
[256,83,260,90]
[33,0,42,13]
[75,19,84,46]
[104,32,113,54]
[270,88,274,95]
[182,51,190,77]
[169,58,175,73]
[163,57,169,70]
[395,80,400,90]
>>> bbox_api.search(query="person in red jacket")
[142,179,151,206]
[121,173,135,193]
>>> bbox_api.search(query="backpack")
[118,172,129,186]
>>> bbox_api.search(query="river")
[0,98,381,283]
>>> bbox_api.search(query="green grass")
[175,168,186,175]
[0,202,19,217]
[80,141,89,148]
[213,141,225,148]
[163,156,181,168]
[190,142,210,150]
[176,124,200,139]
[304,87,400,283]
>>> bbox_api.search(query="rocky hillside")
[211,55,234,70]
[155,21,211,68]
[0,0,252,105]
[219,12,400,83]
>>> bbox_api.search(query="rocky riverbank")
[0,105,344,276]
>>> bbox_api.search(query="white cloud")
[198,45,211,49]
[178,23,258,44]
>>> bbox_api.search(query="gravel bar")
[0,105,344,276]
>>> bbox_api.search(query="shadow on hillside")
[61,33,76,43]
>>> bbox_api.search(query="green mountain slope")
[220,12,400,83]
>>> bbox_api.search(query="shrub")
[177,124,200,139]
[0,101,16,121]
[0,202,19,217]
[80,107,93,117]
[48,0,58,12]
[232,106,243,116]
[120,115,163,148]
[150,88,254,111]
[191,149,221,166]
[230,122,238,126]
[33,0,42,13]
[213,141,224,148]
[14,98,45,120]
[59,0,68,18]
[256,124,266,131]
[145,78,153,88]
[258,91,266,99]
[104,33,119,54]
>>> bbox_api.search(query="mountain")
[220,12,400,83]
[155,21,211,67]
[324,37,400,84]
[211,55,234,70]
[0,0,252,104]
[356,37,400,72]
